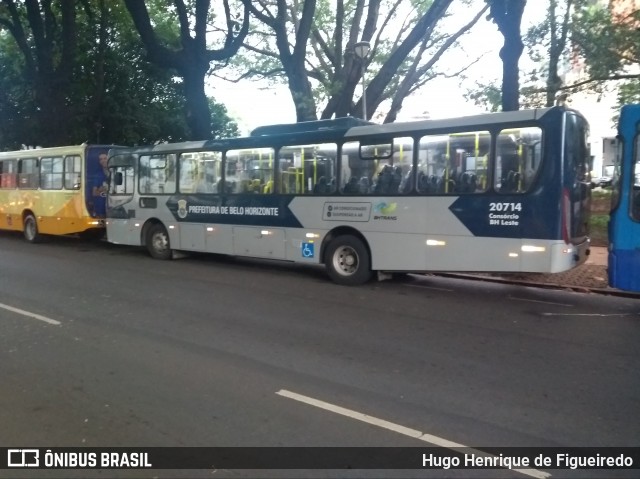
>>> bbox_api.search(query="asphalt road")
[0,232,638,478]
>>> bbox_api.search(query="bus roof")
[107,106,584,156]
[0,144,114,159]
[344,107,558,139]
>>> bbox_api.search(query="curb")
[434,272,640,299]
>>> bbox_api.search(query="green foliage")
[589,214,609,246]
[0,0,238,149]
[514,0,640,112]
[573,3,639,79]
[464,82,502,112]
[228,0,486,121]
[617,81,640,110]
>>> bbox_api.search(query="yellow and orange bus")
[0,145,113,242]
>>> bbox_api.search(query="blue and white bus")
[105,107,591,285]
[608,104,640,291]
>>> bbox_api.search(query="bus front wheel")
[23,214,42,243]
[146,224,172,260]
[324,235,372,285]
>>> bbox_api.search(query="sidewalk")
[444,246,638,295]
[502,246,610,292]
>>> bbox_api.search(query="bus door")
[106,153,138,245]
[608,104,640,291]
[85,146,112,218]
[562,112,591,246]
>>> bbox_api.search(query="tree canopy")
[2,0,638,150]
[0,0,239,149]
[223,0,488,122]
[123,0,250,140]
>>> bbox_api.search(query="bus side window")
[496,128,542,193]
[140,154,177,194]
[0,159,17,188]
[226,148,275,195]
[40,157,60,190]
[340,141,376,195]
[64,155,81,190]
[179,151,221,194]
[390,137,413,194]
[18,158,38,189]
[279,143,337,195]
[418,132,489,195]
[632,140,640,221]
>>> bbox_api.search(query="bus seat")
[417,172,429,193]
[457,172,472,193]
[374,165,393,194]
[467,173,477,192]
[263,180,273,194]
[402,169,415,193]
[430,175,439,193]
[502,170,519,193]
[390,166,402,194]
[343,176,359,194]
[513,172,521,191]
[249,178,261,193]
[359,177,371,194]
[313,176,328,194]
[327,177,336,193]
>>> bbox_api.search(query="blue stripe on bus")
[449,195,558,239]
[165,195,304,228]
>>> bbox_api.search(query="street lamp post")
[353,41,370,120]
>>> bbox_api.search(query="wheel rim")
[332,245,359,276]
[24,218,36,241]
[152,231,168,254]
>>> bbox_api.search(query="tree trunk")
[500,37,524,111]
[287,68,317,122]
[183,64,212,140]
[488,0,526,112]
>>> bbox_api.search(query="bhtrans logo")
[373,202,398,220]
[7,449,39,467]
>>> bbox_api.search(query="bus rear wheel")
[146,223,172,260]
[23,214,41,243]
[324,235,372,285]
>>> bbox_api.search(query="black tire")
[146,223,172,260]
[324,235,372,285]
[23,214,41,243]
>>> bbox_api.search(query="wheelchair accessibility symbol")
[301,242,315,258]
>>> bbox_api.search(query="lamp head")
[353,41,370,59]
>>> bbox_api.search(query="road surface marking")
[540,312,634,317]
[0,302,61,325]
[509,296,573,307]
[276,389,550,479]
